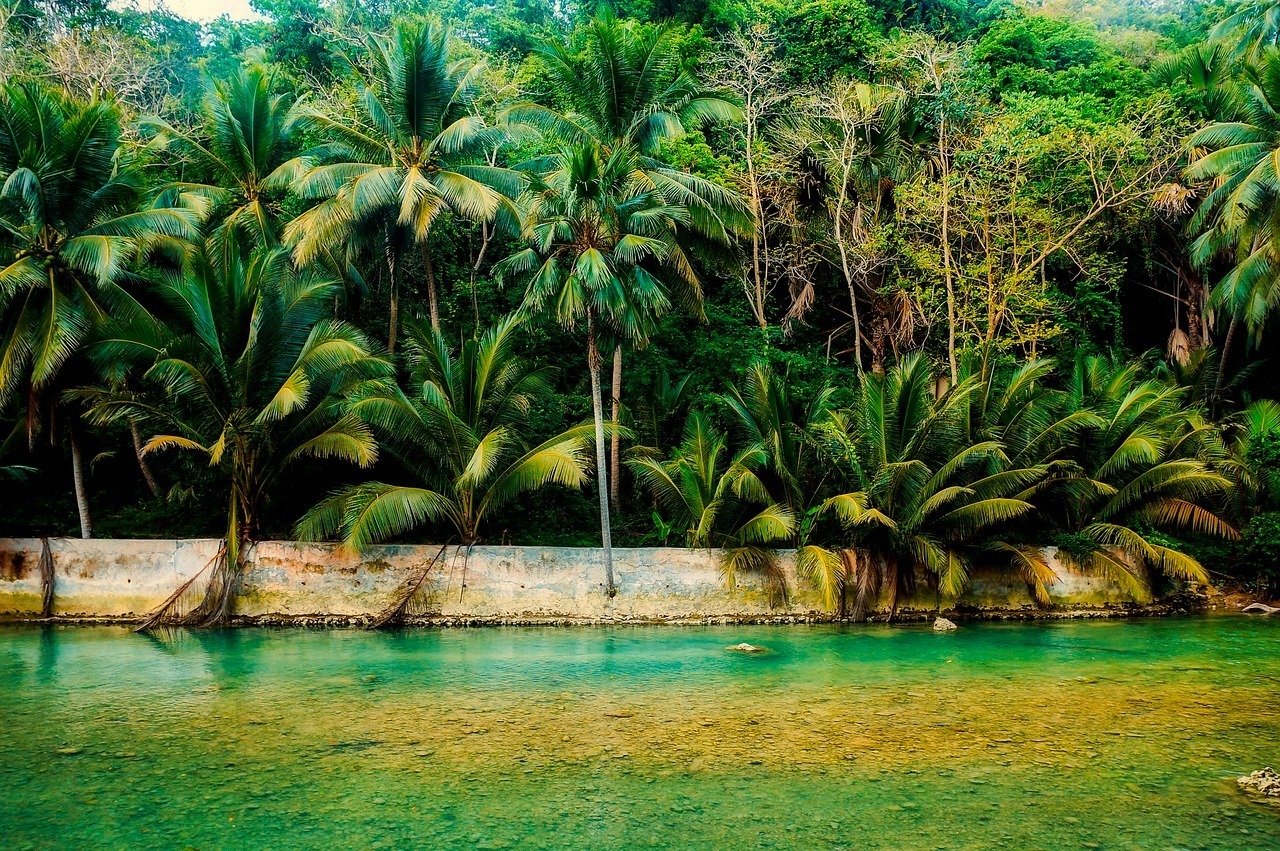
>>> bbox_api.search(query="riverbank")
[0,536,1202,625]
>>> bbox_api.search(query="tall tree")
[286,21,517,349]
[0,82,195,537]
[143,65,307,252]
[501,16,748,594]
[87,246,393,625]
[497,142,700,597]
[712,23,790,331]
[780,79,912,371]
[1187,52,1280,366]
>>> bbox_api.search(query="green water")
[1,618,1278,849]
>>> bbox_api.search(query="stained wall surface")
[0,538,1149,621]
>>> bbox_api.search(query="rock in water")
[1242,602,1280,615]
[1238,767,1280,797]
[727,642,766,653]
[933,617,958,632]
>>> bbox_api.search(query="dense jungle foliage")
[2,0,1279,612]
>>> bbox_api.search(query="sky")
[127,0,263,23]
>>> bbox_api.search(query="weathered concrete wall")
[0,538,1149,622]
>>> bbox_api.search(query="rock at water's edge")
[1242,602,1280,615]
[1238,767,1280,798]
[933,617,958,632]
[727,642,766,653]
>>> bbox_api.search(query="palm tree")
[510,15,743,219]
[498,142,695,596]
[1221,398,1280,523]
[0,82,197,537]
[1041,356,1236,594]
[509,15,750,521]
[721,361,834,524]
[799,355,1044,619]
[629,411,795,596]
[86,245,393,626]
[286,21,517,348]
[1209,1,1280,62]
[296,315,598,550]
[143,65,307,251]
[1186,52,1280,374]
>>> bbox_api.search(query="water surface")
[2,617,1278,849]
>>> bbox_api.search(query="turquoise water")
[1,617,1278,849]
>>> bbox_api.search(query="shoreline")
[0,595,1211,628]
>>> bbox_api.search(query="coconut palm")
[510,15,750,515]
[1209,1,1280,62]
[1041,356,1236,594]
[1220,398,1280,523]
[296,315,597,549]
[629,411,795,594]
[721,361,834,523]
[957,349,1103,468]
[497,141,712,597]
[86,245,393,626]
[508,14,746,243]
[1186,53,1280,364]
[0,82,197,537]
[799,355,1045,619]
[143,65,307,251]
[286,21,518,348]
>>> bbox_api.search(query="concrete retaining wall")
[0,538,1150,622]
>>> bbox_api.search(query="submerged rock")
[726,642,766,653]
[1241,603,1280,615]
[933,617,958,632]
[1238,767,1280,798]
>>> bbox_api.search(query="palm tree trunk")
[386,244,400,354]
[424,244,440,334]
[1214,314,1240,414]
[470,222,491,335]
[745,129,766,331]
[130,421,161,498]
[588,314,617,598]
[610,345,622,506]
[68,424,92,540]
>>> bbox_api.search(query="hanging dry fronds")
[39,537,54,618]
[1152,182,1196,218]
[1168,327,1192,365]
[134,544,224,633]
[367,543,450,630]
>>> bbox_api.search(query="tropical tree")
[722,361,834,523]
[0,82,196,537]
[799,355,1045,619]
[498,142,695,596]
[778,79,914,370]
[1209,1,1280,62]
[1040,356,1236,594]
[143,65,307,251]
[296,315,598,550]
[286,20,517,348]
[85,245,393,625]
[1186,52,1280,373]
[509,14,749,514]
[629,410,795,595]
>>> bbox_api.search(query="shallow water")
[1,618,1278,849]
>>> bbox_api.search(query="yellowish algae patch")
[1,619,1278,849]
